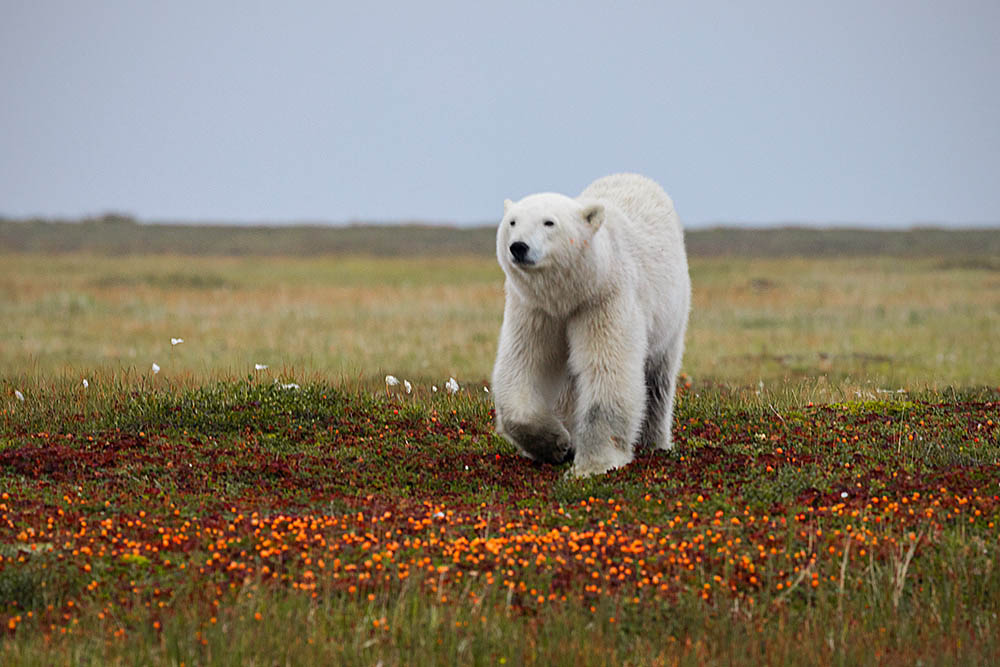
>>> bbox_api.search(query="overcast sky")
[2,1,998,227]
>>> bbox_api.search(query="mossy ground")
[2,380,998,664]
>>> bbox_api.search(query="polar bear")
[491,174,691,477]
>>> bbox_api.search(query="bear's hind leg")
[639,352,679,451]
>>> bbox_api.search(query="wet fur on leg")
[505,421,574,464]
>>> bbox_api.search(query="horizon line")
[2,214,998,231]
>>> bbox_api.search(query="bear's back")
[578,173,689,339]
[579,173,684,260]
[581,174,681,241]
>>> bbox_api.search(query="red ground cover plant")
[1,383,998,644]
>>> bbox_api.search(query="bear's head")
[497,193,605,277]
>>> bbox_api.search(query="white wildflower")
[170,338,184,345]
[254,363,268,371]
[404,380,412,394]
[432,385,438,392]
[484,386,489,393]
[841,491,849,499]
[82,379,89,389]
[152,362,160,374]
[446,377,459,394]
[433,511,445,519]
[14,389,25,402]
[385,375,399,386]
[281,382,300,390]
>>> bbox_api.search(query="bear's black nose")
[509,241,529,263]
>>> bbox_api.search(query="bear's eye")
[543,220,555,227]
[509,219,516,227]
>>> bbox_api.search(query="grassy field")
[1,251,998,393]
[2,226,999,664]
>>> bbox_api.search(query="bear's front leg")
[492,296,573,464]
[502,418,573,464]
[566,296,647,477]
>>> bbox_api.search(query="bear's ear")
[503,199,513,215]
[580,202,605,229]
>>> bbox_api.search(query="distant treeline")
[1,215,997,258]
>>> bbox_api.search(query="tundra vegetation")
[1,222,998,664]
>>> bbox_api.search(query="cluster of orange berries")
[5,476,997,639]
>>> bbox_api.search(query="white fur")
[492,174,691,477]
